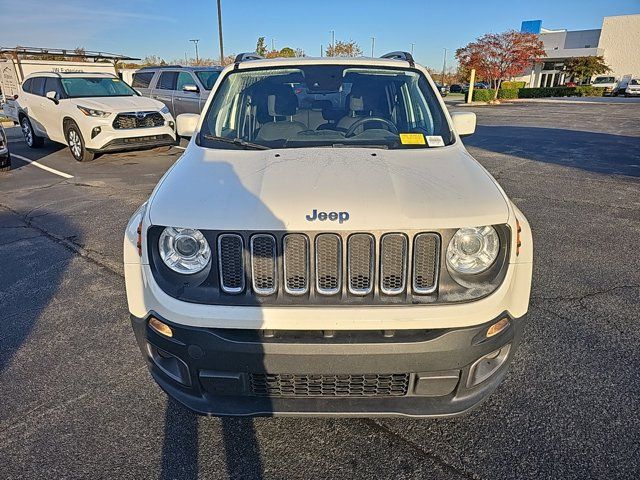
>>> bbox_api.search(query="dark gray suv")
[131,66,223,118]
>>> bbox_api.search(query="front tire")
[65,122,95,162]
[21,117,44,148]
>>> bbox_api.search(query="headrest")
[267,84,298,117]
[347,84,378,112]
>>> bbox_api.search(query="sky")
[1,0,639,69]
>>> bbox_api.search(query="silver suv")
[131,66,222,118]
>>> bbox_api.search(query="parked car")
[435,83,449,97]
[449,84,463,93]
[590,75,617,95]
[132,66,223,118]
[15,72,176,161]
[613,75,640,96]
[0,124,10,171]
[124,52,533,417]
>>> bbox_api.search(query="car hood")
[71,96,165,112]
[148,144,510,231]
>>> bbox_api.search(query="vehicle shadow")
[465,125,640,178]
[0,209,76,382]
[155,161,286,479]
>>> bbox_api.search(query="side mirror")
[176,113,200,138]
[182,84,199,93]
[450,111,476,137]
[46,91,59,104]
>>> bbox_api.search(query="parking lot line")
[10,153,74,179]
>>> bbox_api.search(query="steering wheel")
[344,117,399,137]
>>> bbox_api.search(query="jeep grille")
[214,231,440,300]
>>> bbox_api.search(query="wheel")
[65,122,95,162]
[20,116,44,148]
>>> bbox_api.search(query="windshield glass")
[593,77,615,84]
[60,77,137,98]
[195,70,221,90]
[199,66,454,150]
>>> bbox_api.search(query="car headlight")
[160,105,170,115]
[159,227,211,274]
[77,105,111,117]
[446,226,499,274]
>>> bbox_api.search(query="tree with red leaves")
[456,31,546,100]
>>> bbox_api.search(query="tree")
[279,47,295,58]
[564,56,611,83]
[256,37,267,57]
[456,30,545,100]
[326,40,362,57]
[140,55,166,67]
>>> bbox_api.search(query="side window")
[157,71,178,90]
[31,77,46,96]
[44,77,65,98]
[132,71,154,88]
[176,72,196,91]
[22,78,33,93]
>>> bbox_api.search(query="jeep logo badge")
[306,209,350,224]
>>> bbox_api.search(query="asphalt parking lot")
[1,101,639,479]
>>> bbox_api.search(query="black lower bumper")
[92,134,175,153]
[131,313,525,417]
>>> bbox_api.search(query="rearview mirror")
[45,91,59,104]
[176,113,200,138]
[182,84,199,93]
[450,111,476,137]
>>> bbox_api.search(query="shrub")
[471,89,496,102]
[501,81,526,90]
[497,88,519,99]
[518,86,606,98]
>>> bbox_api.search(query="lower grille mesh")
[249,373,410,397]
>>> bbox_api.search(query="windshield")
[60,77,137,98]
[195,70,221,90]
[199,66,454,150]
[593,77,615,84]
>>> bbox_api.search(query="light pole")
[330,30,335,56]
[216,0,224,65]
[371,36,375,57]
[189,39,200,63]
[410,43,415,55]
[441,48,447,85]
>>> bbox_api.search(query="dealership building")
[515,14,640,87]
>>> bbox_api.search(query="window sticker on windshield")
[399,133,426,145]
[426,136,445,147]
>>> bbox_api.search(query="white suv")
[17,72,176,161]
[124,52,533,417]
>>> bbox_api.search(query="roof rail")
[138,65,184,70]
[380,51,415,67]
[0,46,140,62]
[234,52,264,63]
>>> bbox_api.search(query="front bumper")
[82,116,175,152]
[131,312,525,417]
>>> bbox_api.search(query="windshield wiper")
[203,134,270,150]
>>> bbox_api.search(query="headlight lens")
[77,105,111,117]
[159,227,211,274]
[160,105,170,115]
[446,226,499,274]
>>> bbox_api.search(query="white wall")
[599,14,640,78]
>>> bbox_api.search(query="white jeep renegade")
[124,52,533,417]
